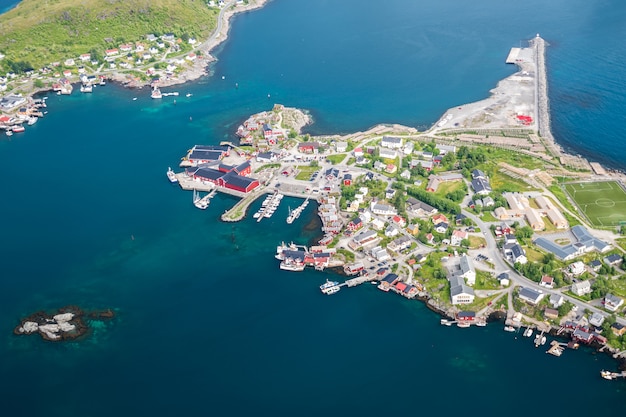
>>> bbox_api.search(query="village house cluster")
[187,104,626,349]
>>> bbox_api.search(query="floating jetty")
[546,341,565,357]
[286,196,310,224]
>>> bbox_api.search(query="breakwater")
[534,35,562,158]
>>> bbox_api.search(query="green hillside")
[0,0,219,70]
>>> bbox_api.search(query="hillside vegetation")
[0,0,219,70]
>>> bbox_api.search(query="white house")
[379,148,397,160]
[451,230,468,246]
[459,255,476,286]
[604,293,624,312]
[589,312,605,327]
[335,142,348,152]
[519,287,544,305]
[569,261,585,276]
[449,275,475,305]
[381,136,403,149]
[384,225,399,237]
[370,203,397,216]
[371,218,385,231]
[571,280,591,296]
[539,275,554,289]
[549,293,564,308]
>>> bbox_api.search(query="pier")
[197,189,217,206]
[341,275,375,288]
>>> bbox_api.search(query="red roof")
[395,282,407,292]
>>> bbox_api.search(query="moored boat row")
[254,191,283,221]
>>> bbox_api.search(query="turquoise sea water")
[0,0,17,13]
[1,0,625,415]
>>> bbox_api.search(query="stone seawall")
[533,36,563,157]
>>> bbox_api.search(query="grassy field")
[563,181,626,227]
[326,154,346,165]
[295,165,317,180]
[489,170,538,193]
[0,0,219,69]
[434,180,464,197]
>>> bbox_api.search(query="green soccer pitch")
[563,181,626,227]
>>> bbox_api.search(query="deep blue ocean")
[1,0,625,415]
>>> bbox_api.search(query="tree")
[591,277,611,299]
[442,152,456,166]
[89,48,103,63]
[515,226,534,240]
[461,238,470,248]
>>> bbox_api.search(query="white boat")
[193,190,209,210]
[80,84,93,93]
[151,87,162,99]
[323,285,340,295]
[5,130,13,136]
[476,321,487,327]
[253,212,261,219]
[504,326,516,332]
[320,280,340,295]
[12,125,25,133]
[27,117,38,125]
[186,93,192,97]
[279,261,305,272]
[166,167,178,183]
[440,319,453,326]
[601,370,616,380]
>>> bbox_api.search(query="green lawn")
[435,180,464,197]
[563,181,626,227]
[468,235,486,249]
[326,154,347,165]
[490,170,537,193]
[295,165,318,180]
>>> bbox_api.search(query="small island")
[14,305,115,342]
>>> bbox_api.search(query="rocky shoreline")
[14,306,115,342]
